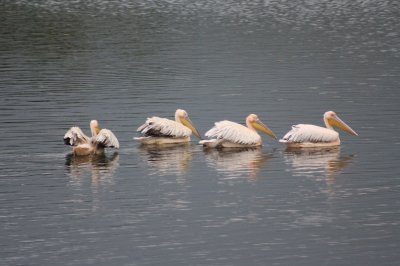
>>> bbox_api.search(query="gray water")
[1,0,400,265]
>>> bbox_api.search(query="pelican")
[64,120,119,156]
[199,114,277,148]
[134,109,201,145]
[279,111,358,148]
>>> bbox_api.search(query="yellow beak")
[328,115,358,136]
[180,117,202,139]
[252,120,277,140]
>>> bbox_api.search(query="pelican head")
[324,111,358,136]
[90,120,101,137]
[175,109,201,139]
[246,114,277,140]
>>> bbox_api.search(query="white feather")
[280,124,339,143]
[205,120,261,145]
[64,127,90,146]
[94,129,120,149]
[137,117,192,138]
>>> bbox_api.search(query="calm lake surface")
[1,0,400,265]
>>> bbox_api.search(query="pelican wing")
[280,124,339,143]
[93,129,120,149]
[137,117,192,138]
[64,127,90,146]
[205,120,261,145]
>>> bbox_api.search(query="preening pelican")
[134,109,201,145]
[279,111,358,148]
[64,120,119,156]
[200,114,277,148]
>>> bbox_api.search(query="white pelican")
[279,111,358,148]
[134,109,201,145]
[199,114,277,148]
[64,120,119,156]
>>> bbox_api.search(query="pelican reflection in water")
[65,152,120,188]
[283,147,353,177]
[137,144,194,181]
[283,147,354,197]
[203,147,274,181]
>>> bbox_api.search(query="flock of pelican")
[64,109,358,156]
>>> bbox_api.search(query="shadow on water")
[65,152,120,189]
[136,143,194,181]
[203,147,275,181]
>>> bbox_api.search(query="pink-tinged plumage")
[280,111,358,148]
[64,120,119,156]
[200,114,277,148]
[135,109,201,145]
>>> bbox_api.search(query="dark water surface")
[1,1,400,265]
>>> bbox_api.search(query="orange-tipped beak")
[181,117,202,139]
[327,115,358,136]
[252,119,277,140]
